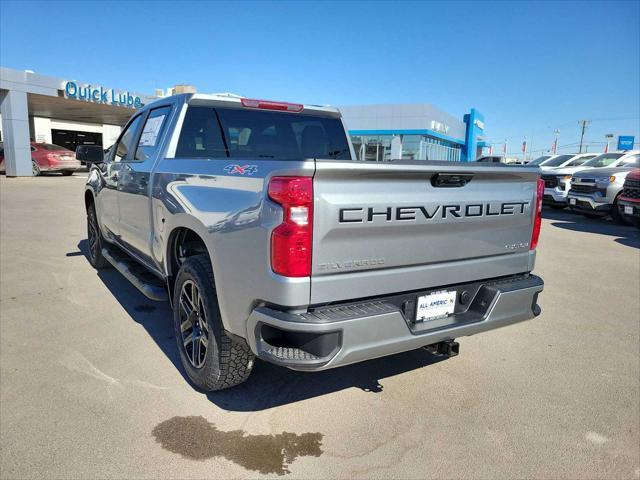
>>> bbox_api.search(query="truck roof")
[187,93,342,117]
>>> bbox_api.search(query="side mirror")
[75,145,105,164]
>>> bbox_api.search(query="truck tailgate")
[311,160,540,304]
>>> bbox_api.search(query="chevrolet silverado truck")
[77,93,545,391]
[568,151,640,222]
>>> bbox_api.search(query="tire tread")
[174,254,254,391]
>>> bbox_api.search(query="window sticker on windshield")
[139,115,166,147]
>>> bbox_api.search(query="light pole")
[578,120,591,153]
[605,133,614,153]
[553,129,560,154]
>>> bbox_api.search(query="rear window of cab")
[175,106,351,160]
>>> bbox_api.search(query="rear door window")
[175,106,351,160]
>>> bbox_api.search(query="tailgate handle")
[431,173,473,188]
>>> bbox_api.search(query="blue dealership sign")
[617,135,635,150]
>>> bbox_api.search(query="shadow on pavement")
[542,208,640,248]
[73,240,447,412]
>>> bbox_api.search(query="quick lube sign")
[64,81,142,108]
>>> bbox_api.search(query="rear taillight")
[530,178,544,250]
[268,176,313,277]
[241,98,304,113]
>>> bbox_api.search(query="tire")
[611,198,632,225]
[173,254,254,391]
[32,160,40,176]
[61,170,74,176]
[86,203,110,269]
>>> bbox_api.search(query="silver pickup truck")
[77,93,545,391]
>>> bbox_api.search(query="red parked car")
[0,142,81,176]
[617,168,640,226]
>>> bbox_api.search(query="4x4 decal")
[224,164,258,175]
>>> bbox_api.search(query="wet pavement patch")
[152,416,323,475]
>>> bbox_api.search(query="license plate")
[416,290,456,322]
[624,206,633,215]
[570,198,576,205]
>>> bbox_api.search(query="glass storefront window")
[348,133,462,162]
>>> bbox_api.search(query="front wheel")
[173,254,254,391]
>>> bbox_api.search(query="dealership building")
[1,66,487,176]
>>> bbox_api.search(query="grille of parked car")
[622,178,640,199]
[541,175,558,188]
[570,184,596,194]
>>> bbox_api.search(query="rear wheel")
[86,203,110,269]
[32,160,40,176]
[173,254,254,391]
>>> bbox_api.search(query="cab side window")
[113,115,144,162]
[134,106,172,161]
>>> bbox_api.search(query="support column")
[0,90,32,176]
[462,108,484,162]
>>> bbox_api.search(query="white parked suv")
[542,152,626,209]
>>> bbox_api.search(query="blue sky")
[1,0,638,156]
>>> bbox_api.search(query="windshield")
[529,155,552,166]
[582,153,624,168]
[175,106,351,160]
[619,154,640,167]
[543,154,575,167]
[566,155,595,167]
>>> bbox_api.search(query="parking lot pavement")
[1,175,638,479]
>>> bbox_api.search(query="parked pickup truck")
[77,94,545,391]
[568,151,640,222]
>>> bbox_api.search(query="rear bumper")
[246,274,544,371]
[44,159,81,171]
